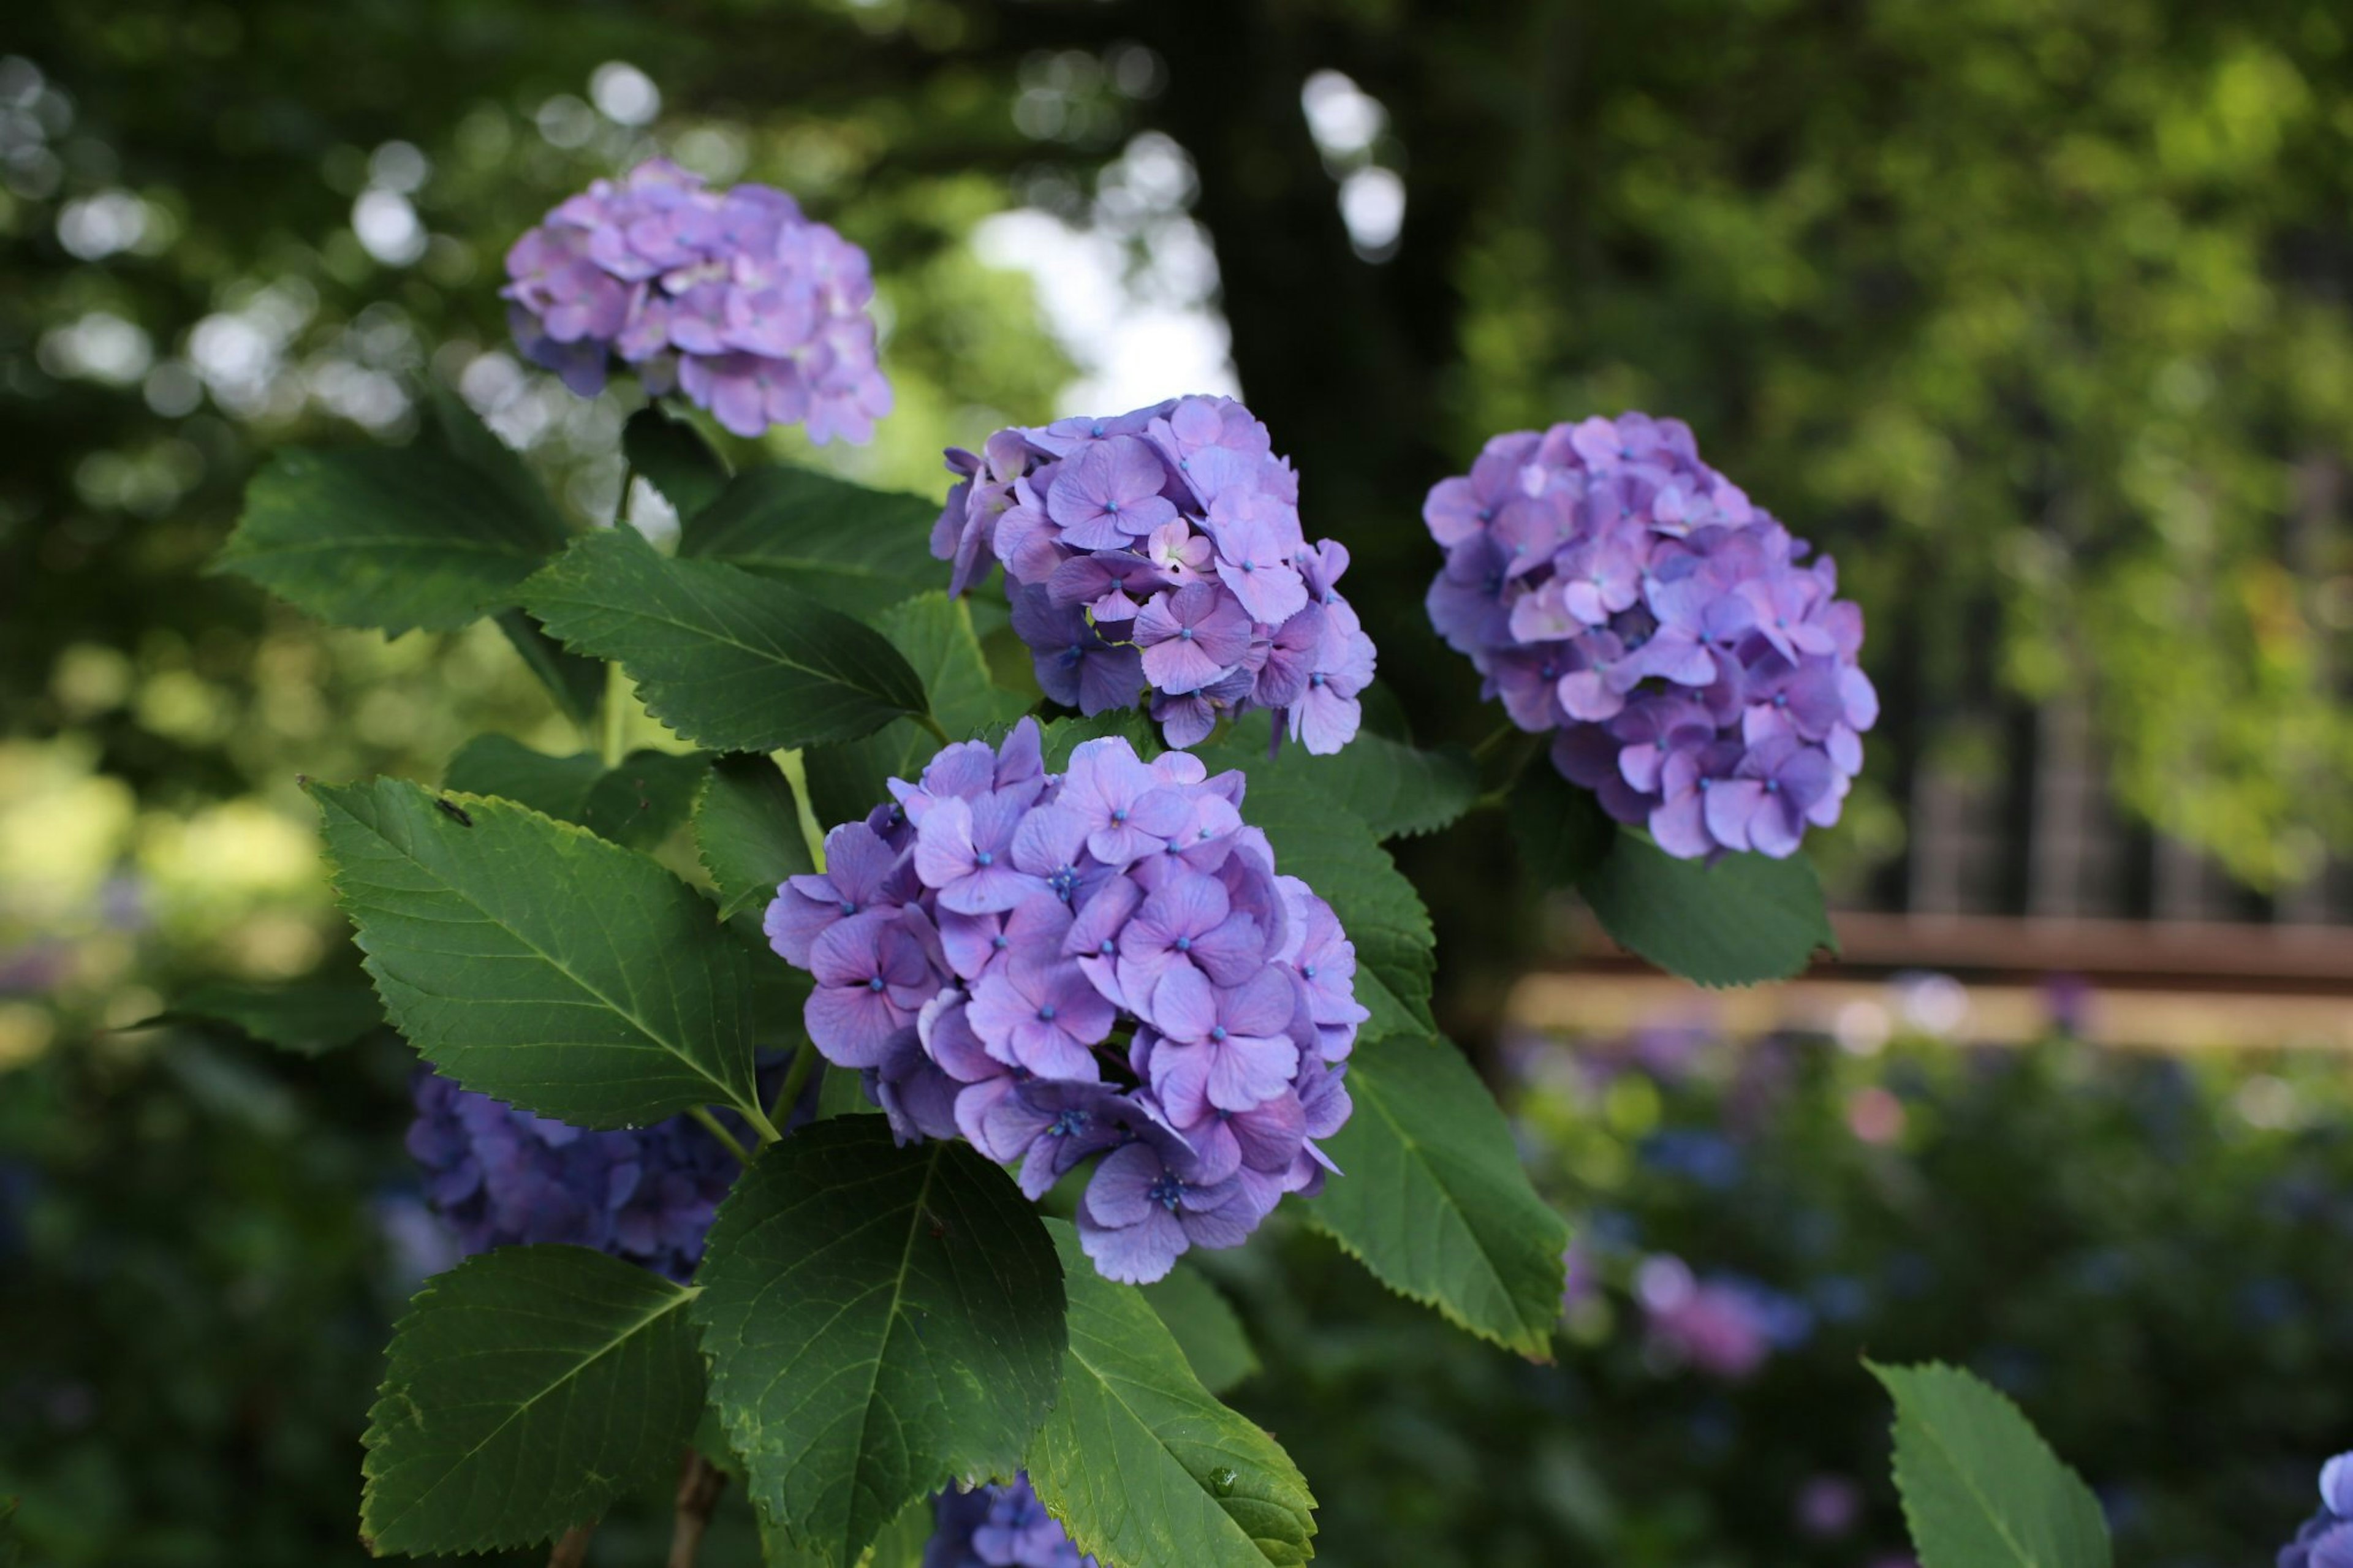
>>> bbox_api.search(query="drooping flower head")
[404,1070,755,1282]
[2278,1452,2353,1568]
[762,717,1361,1283]
[504,158,892,443]
[1425,412,1874,858]
[926,1474,1096,1568]
[930,397,1375,754]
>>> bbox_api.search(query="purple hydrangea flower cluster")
[404,1070,746,1282]
[763,718,1360,1284]
[2280,1453,2353,1568]
[1635,1253,1813,1381]
[925,1475,1096,1568]
[1425,412,1877,858]
[503,158,892,444]
[930,397,1375,754]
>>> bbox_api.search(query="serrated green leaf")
[800,593,1027,830]
[1038,710,1161,769]
[1506,761,1617,888]
[1871,1362,2111,1568]
[443,737,706,850]
[217,399,570,635]
[1140,1265,1259,1395]
[1197,714,1476,841]
[624,406,730,521]
[1578,830,1836,988]
[1308,1034,1569,1358]
[679,464,943,619]
[693,1119,1066,1568]
[150,977,383,1056]
[495,608,607,724]
[1201,763,1435,1041]
[695,753,816,925]
[1027,1220,1316,1568]
[444,735,605,822]
[311,776,764,1127]
[360,1245,703,1556]
[523,527,929,753]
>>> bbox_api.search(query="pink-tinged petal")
[912,797,977,889]
[1078,1204,1187,1284]
[1650,792,1713,860]
[1150,965,1219,1043]
[1703,779,1763,852]
[1206,1034,1298,1113]
[804,986,904,1068]
[1150,1043,1214,1126]
[1221,967,1298,1038]
[952,1074,1023,1153]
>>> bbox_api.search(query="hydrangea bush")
[213,156,1883,1566]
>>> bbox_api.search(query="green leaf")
[817,1063,882,1119]
[151,977,383,1056]
[1026,1221,1317,1568]
[1870,1362,2111,1568]
[1577,830,1836,988]
[311,776,764,1127]
[1039,710,1161,770]
[1197,714,1476,841]
[360,1245,703,1555]
[800,593,1026,830]
[495,609,607,725]
[680,464,944,619]
[444,737,707,850]
[692,1118,1066,1568]
[1308,1034,1570,1358]
[1506,761,1618,888]
[1207,764,1435,1041]
[695,753,817,924]
[1140,1265,1259,1395]
[624,405,730,521]
[444,735,605,822]
[217,399,570,635]
[523,526,928,752]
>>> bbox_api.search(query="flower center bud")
[1178,627,1195,641]
[1037,1003,1058,1022]
[839,900,858,915]
[1174,936,1192,953]
[867,977,885,993]
[974,850,995,866]
[1148,1175,1184,1211]
[1209,1026,1227,1043]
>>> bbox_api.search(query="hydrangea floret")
[503,157,892,443]
[925,1475,1097,1568]
[2278,1452,2353,1568]
[1425,411,1876,858]
[404,1070,751,1282]
[930,397,1375,753]
[763,717,1362,1283]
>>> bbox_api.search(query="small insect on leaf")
[433,797,475,828]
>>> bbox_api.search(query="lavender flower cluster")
[503,158,892,444]
[931,397,1375,753]
[763,718,1361,1284]
[404,1071,746,1282]
[926,1475,1096,1568]
[1425,412,1877,858]
[2280,1453,2353,1568]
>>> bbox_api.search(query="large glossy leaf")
[523,527,928,753]
[360,1245,703,1555]
[1207,763,1435,1041]
[695,752,817,924]
[623,405,730,521]
[1026,1221,1316,1568]
[1308,1034,1569,1358]
[218,396,570,635]
[692,1118,1066,1568]
[679,464,944,619]
[311,776,765,1127]
[1140,1265,1260,1395]
[1872,1362,2111,1568]
[800,593,1027,830]
[1577,831,1836,988]
[1198,715,1477,841]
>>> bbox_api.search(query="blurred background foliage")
[4,0,2352,1562]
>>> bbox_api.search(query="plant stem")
[602,661,628,768]
[687,1105,753,1166]
[547,1525,594,1568]
[773,749,828,871]
[740,1100,786,1148]
[915,710,952,745]
[1472,722,1521,762]
[770,1039,818,1129]
[667,1450,729,1568]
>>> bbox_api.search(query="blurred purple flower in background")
[2278,1451,2353,1568]
[1637,1254,1813,1381]
[926,1474,1096,1567]
[504,159,892,442]
[1423,412,1874,858]
[931,396,1375,752]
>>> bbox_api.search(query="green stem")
[602,662,628,768]
[769,1039,819,1129]
[915,711,952,746]
[687,1106,752,1166]
[773,749,828,871]
[740,1100,786,1148]
[1472,722,1522,762]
